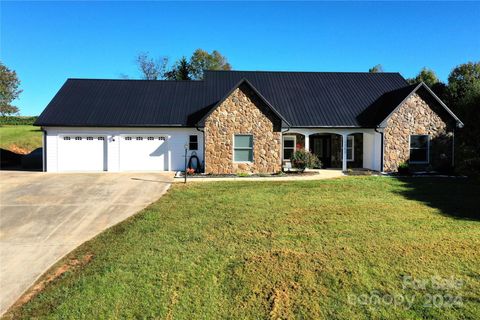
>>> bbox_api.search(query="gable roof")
[202,71,409,127]
[377,82,463,127]
[196,78,291,127]
[35,70,460,128]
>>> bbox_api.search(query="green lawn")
[0,125,42,153]
[7,177,480,319]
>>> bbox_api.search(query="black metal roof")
[36,70,438,128]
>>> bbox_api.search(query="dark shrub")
[291,149,321,170]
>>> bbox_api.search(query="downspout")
[195,125,205,172]
[42,128,47,172]
[452,121,464,169]
[374,126,384,173]
[452,127,455,168]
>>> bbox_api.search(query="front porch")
[282,129,382,172]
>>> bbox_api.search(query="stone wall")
[383,89,453,172]
[204,84,282,174]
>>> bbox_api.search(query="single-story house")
[35,70,463,173]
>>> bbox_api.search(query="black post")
[184,147,187,184]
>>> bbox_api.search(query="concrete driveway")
[0,171,172,315]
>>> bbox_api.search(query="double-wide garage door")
[58,135,168,172]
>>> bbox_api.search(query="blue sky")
[2,1,479,116]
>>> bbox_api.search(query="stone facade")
[383,89,453,172]
[204,84,282,174]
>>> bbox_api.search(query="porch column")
[167,135,172,171]
[304,133,310,152]
[342,133,348,172]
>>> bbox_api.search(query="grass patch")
[0,125,42,153]
[5,177,480,319]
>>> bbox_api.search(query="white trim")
[379,82,463,128]
[282,135,296,161]
[233,134,254,163]
[347,135,354,162]
[342,134,348,171]
[409,134,430,164]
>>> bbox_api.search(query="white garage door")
[58,136,106,171]
[119,135,168,171]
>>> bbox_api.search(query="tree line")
[132,48,231,81]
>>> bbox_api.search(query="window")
[63,137,71,141]
[283,136,296,161]
[86,137,93,141]
[234,134,253,162]
[136,137,143,141]
[147,137,154,141]
[347,136,354,161]
[125,137,132,141]
[98,137,104,141]
[189,135,198,150]
[410,135,429,163]
[75,137,82,141]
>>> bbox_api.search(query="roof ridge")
[67,78,204,82]
[205,70,403,75]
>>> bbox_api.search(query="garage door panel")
[58,136,106,171]
[120,136,167,171]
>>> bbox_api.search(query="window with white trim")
[410,135,429,163]
[234,134,253,162]
[283,136,296,161]
[347,136,354,161]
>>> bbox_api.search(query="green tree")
[368,64,383,73]
[189,49,232,80]
[0,62,22,116]
[446,62,480,172]
[447,62,480,107]
[407,68,439,87]
[164,57,192,80]
[407,68,447,99]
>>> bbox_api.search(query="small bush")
[236,172,250,177]
[397,162,410,175]
[291,149,321,170]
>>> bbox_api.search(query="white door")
[58,136,106,171]
[119,135,167,171]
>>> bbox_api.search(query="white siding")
[363,132,374,170]
[362,130,383,172]
[43,127,204,172]
[373,130,383,172]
